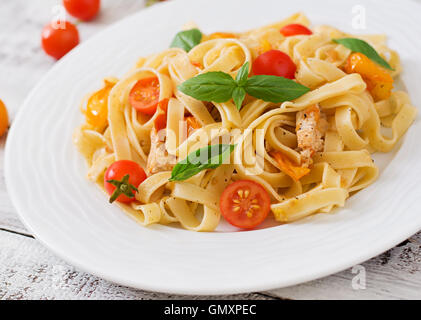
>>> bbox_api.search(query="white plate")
[5,0,421,295]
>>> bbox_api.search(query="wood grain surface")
[1,0,420,300]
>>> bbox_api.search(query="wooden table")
[1,0,421,300]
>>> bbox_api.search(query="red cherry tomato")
[129,77,161,115]
[252,50,296,79]
[220,180,271,229]
[63,0,101,21]
[41,21,79,60]
[104,160,147,203]
[280,24,313,37]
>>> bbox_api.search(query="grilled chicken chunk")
[296,104,328,167]
[146,128,176,174]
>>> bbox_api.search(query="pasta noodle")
[74,13,417,231]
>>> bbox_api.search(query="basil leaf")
[232,87,246,110]
[178,72,237,102]
[169,144,235,181]
[244,76,310,103]
[170,29,202,52]
[235,62,250,86]
[333,38,393,70]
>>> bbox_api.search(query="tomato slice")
[220,180,271,229]
[280,24,313,37]
[104,160,147,203]
[153,99,169,131]
[252,50,297,79]
[129,77,160,115]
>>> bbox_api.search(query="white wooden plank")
[2,226,421,299]
[268,234,421,300]
[0,136,28,234]
[0,231,273,300]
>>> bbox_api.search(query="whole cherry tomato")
[280,24,313,37]
[41,20,79,60]
[220,180,271,229]
[252,50,297,79]
[104,160,147,203]
[63,0,101,21]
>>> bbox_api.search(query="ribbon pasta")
[74,13,417,231]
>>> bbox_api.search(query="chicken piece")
[146,128,176,175]
[296,104,328,167]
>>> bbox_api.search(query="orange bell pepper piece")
[270,151,310,182]
[344,52,393,102]
[185,116,201,136]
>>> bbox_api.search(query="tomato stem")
[107,174,139,203]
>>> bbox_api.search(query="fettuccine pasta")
[74,13,417,231]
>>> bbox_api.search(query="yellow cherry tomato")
[84,79,116,132]
[0,99,9,137]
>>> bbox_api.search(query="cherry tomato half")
[0,99,9,138]
[41,21,79,60]
[129,77,161,115]
[252,50,296,79]
[63,0,101,21]
[280,24,313,37]
[104,160,147,203]
[220,180,271,229]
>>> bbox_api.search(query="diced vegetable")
[344,52,393,102]
[270,151,310,181]
[185,116,201,136]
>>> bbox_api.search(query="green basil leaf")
[244,76,310,103]
[178,72,237,102]
[170,29,203,52]
[235,62,250,86]
[333,38,393,70]
[169,144,235,181]
[232,87,246,110]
